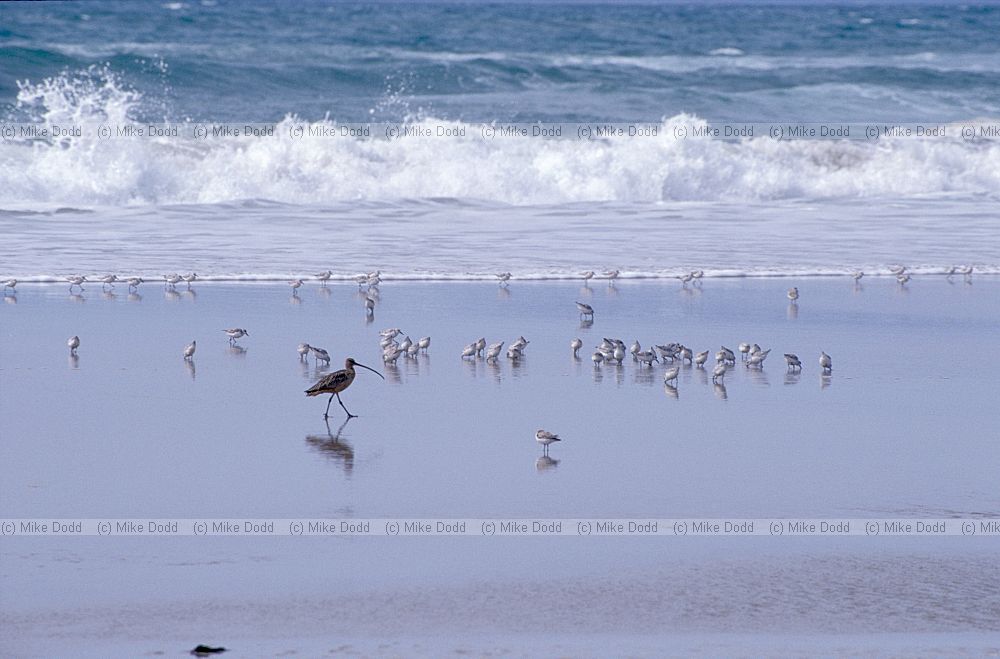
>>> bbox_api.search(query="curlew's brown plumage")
[305,357,384,418]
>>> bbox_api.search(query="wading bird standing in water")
[305,357,384,419]
[535,429,561,455]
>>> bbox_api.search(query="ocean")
[1,1,999,279]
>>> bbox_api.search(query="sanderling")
[223,328,249,344]
[311,346,332,365]
[535,429,561,454]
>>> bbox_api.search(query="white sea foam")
[2,71,999,207]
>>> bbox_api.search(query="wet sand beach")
[2,277,999,655]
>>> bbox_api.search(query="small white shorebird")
[507,345,523,361]
[603,269,620,284]
[720,346,736,364]
[290,279,304,293]
[819,351,833,374]
[398,336,413,353]
[380,328,403,339]
[164,273,183,288]
[635,349,659,367]
[889,264,907,276]
[417,336,431,352]
[67,275,87,290]
[496,272,512,285]
[183,340,197,360]
[581,271,595,282]
[691,269,704,280]
[784,353,802,371]
[183,272,198,288]
[223,328,249,344]
[787,287,799,303]
[851,270,864,282]
[67,335,80,355]
[630,340,641,360]
[364,296,375,314]
[738,343,751,360]
[3,278,17,291]
[591,351,604,366]
[694,350,709,367]
[958,265,973,277]
[612,343,626,365]
[746,349,770,368]
[297,343,311,361]
[475,337,487,357]
[663,366,680,385]
[570,338,583,357]
[461,343,477,359]
[678,272,694,286]
[126,277,143,291]
[711,362,726,383]
[576,301,594,319]
[383,345,403,365]
[535,429,561,455]
[486,341,504,362]
[99,274,118,289]
[311,346,331,365]
[896,273,911,285]
[314,270,332,285]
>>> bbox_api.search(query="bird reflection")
[164,289,181,302]
[305,418,354,475]
[101,290,117,301]
[713,382,728,400]
[317,286,332,299]
[289,294,302,305]
[496,286,511,300]
[536,455,559,472]
[185,360,196,380]
[384,364,402,384]
[787,303,799,320]
[663,384,679,399]
[579,318,594,330]
[820,374,832,390]
[68,292,85,303]
[127,292,142,303]
[579,285,593,298]
[747,369,770,387]
[228,345,247,357]
[633,368,656,386]
[3,294,15,305]
[68,353,80,369]
[783,372,801,386]
[183,288,197,300]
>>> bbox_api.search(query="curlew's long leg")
[337,393,356,418]
[324,394,334,418]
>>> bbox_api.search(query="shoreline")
[3,270,997,285]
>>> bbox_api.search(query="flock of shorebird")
[0,263,978,298]
[8,262,981,457]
